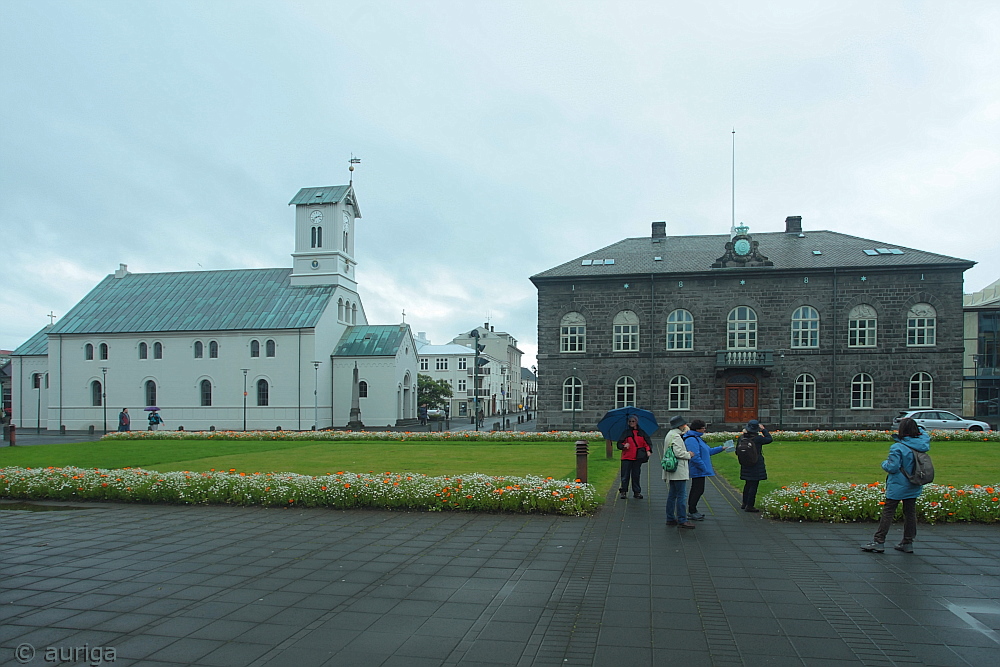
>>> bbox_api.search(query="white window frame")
[457,379,467,392]
[458,358,467,370]
[668,375,690,411]
[419,358,429,371]
[562,377,583,411]
[791,306,820,349]
[560,312,586,353]
[613,310,640,352]
[848,305,877,348]
[666,309,693,350]
[615,376,636,408]
[851,373,873,409]
[906,304,936,347]
[436,358,449,371]
[793,373,816,410]
[909,372,933,409]
[727,306,757,350]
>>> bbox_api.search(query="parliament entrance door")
[725,374,758,423]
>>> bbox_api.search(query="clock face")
[734,238,752,256]
[310,210,323,224]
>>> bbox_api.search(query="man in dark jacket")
[738,419,772,512]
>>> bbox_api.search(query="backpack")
[902,448,934,485]
[735,435,758,467]
[661,444,678,473]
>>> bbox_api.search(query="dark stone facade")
[532,227,973,432]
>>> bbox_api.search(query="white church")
[10,184,419,432]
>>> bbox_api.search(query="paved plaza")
[2,459,1000,666]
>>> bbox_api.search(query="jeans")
[742,480,760,509]
[665,479,688,523]
[688,476,706,513]
[619,460,643,495]
[873,497,917,544]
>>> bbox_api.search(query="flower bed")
[101,430,604,442]
[703,429,999,442]
[761,482,1000,523]
[0,466,599,516]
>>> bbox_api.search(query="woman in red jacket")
[617,415,653,499]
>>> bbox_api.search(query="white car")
[892,410,991,432]
[426,408,446,419]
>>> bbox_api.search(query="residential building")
[450,324,524,417]
[963,278,1000,426]
[415,333,503,420]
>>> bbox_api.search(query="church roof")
[47,269,334,335]
[531,230,975,281]
[288,185,361,216]
[13,326,50,356]
[334,325,411,357]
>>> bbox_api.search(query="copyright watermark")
[13,643,116,665]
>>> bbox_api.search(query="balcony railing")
[715,350,774,368]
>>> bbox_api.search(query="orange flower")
[320,486,327,491]
[878,501,885,505]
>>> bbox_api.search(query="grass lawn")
[711,440,1000,497]
[0,439,623,498]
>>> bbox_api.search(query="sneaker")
[679,522,696,529]
[689,512,705,521]
[633,493,643,499]
[744,507,760,513]
[665,520,678,526]
[619,492,627,500]
[861,542,885,553]
[894,543,913,553]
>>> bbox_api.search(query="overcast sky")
[2,0,998,366]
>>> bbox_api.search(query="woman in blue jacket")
[862,418,930,554]
[682,419,726,520]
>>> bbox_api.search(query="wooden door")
[725,375,758,423]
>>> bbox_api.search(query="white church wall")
[10,356,49,430]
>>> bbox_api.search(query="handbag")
[635,446,649,464]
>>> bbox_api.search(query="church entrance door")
[725,374,758,423]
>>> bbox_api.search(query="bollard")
[9,423,16,446]
[575,440,588,483]
[2,423,8,441]
[606,439,613,460]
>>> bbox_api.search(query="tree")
[417,374,453,409]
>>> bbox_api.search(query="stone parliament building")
[531,216,975,432]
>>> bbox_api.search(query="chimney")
[651,221,666,239]
[114,263,129,279]
[785,216,802,234]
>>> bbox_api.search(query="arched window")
[316,226,323,247]
[145,380,157,407]
[91,381,102,407]
[99,343,109,360]
[200,380,212,406]
[250,340,260,358]
[194,341,204,358]
[85,343,94,360]
[560,312,586,353]
[209,341,219,358]
[343,230,349,251]
[139,342,148,359]
[32,373,41,389]
[311,226,317,248]
[613,310,640,352]
[153,342,162,359]
[265,340,276,357]
[791,306,820,348]
[562,377,583,411]
[848,305,877,347]
[907,304,936,347]
[351,303,357,324]
[338,298,345,321]
[668,375,690,410]
[615,376,636,408]
[727,307,757,349]
[44,373,49,389]
[256,379,269,407]
[909,372,933,409]
[794,374,816,410]
[666,309,694,350]
[851,373,873,409]
[359,381,368,398]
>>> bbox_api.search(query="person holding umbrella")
[147,408,164,431]
[617,415,653,499]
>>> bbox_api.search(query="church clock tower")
[288,185,361,288]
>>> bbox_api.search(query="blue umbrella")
[596,407,660,442]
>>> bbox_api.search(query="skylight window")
[863,249,879,256]
[863,248,904,256]
[605,259,614,265]
[581,260,593,266]
[812,250,822,255]
[654,256,662,261]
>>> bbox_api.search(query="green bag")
[661,444,678,473]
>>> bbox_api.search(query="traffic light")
[476,357,490,367]
[477,344,486,353]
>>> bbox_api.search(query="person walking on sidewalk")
[683,419,727,520]
[662,415,695,528]
[117,408,131,432]
[617,415,653,500]
[737,419,772,512]
[862,418,930,554]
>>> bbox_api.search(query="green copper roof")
[334,325,411,357]
[12,327,50,356]
[47,269,334,335]
[288,185,361,217]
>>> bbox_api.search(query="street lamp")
[572,365,578,431]
[101,367,108,434]
[241,369,249,431]
[312,361,321,431]
[35,373,41,434]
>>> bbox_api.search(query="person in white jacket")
[662,415,695,529]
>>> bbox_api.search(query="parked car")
[426,408,446,420]
[892,410,992,432]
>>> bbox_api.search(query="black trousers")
[619,460,643,494]
[873,497,917,544]
[742,480,760,509]
[688,476,706,513]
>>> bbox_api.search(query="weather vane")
[349,154,361,184]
